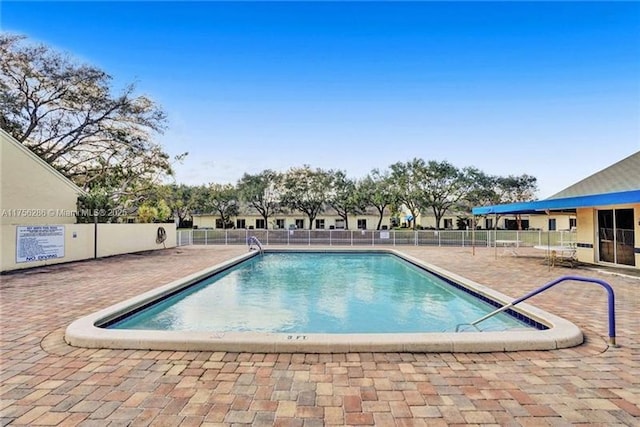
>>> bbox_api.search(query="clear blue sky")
[2,1,639,198]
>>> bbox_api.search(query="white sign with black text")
[16,225,65,263]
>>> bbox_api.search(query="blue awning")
[472,189,640,216]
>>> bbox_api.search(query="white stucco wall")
[0,129,177,272]
[1,128,83,226]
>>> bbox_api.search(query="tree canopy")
[280,166,334,229]
[237,170,283,228]
[359,169,399,230]
[1,34,178,213]
[199,184,239,229]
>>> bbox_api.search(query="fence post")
[329,229,332,246]
[308,230,311,246]
[372,231,375,246]
[350,230,353,246]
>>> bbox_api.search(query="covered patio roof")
[472,189,640,216]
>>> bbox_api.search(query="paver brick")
[1,246,638,427]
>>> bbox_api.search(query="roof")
[1,128,86,195]
[547,151,640,199]
[472,151,640,216]
[472,189,640,215]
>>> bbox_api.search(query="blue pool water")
[108,252,532,333]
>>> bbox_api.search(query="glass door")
[615,209,635,266]
[598,209,635,266]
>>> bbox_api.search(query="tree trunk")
[433,207,442,230]
[410,208,419,230]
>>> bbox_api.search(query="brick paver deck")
[1,245,638,426]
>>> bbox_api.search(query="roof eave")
[472,189,640,216]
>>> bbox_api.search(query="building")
[473,152,640,269]
[192,205,466,231]
[479,212,576,232]
[1,128,86,271]
[192,206,395,231]
[0,128,176,272]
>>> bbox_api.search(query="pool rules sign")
[16,225,65,263]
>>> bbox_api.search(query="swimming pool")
[66,249,583,352]
[108,252,533,333]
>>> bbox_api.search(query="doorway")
[598,208,635,266]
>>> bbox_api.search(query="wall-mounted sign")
[16,225,65,263]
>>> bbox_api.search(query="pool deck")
[1,245,638,426]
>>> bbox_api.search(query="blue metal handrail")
[468,275,616,345]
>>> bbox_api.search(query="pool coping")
[65,248,584,353]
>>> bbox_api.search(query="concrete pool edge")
[65,248,584,353]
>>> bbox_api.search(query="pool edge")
[65,248,584,353]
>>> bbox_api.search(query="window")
[255,219,265,229]
[335,219,345,229]
[504,219,530,230]
[275,219,285,229]
[215,218,224,229]
[443,218,453,229]
[295,219,305,229]
[357,219,367,230]
[315,219,325,229]
[236,219,246,229]
[569,218,577,229]
[485,218,493,229]
[548,218,556,231]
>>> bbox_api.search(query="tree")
[0,34,178,209]
[137,204,158,223]
[495,174,538,230]
[201,184,239,229]
[237,170,282,229]
[389,159,427,229]
[420,160,467,230]
[360,169,399,230]
[280,166,333,229]
[496,174,538,204]
[461,168,500,208]
[76,186,118,223]
[455,167,500,230]
[155,199,171,222]
[327,170,363,230]
[153,183,198,228]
